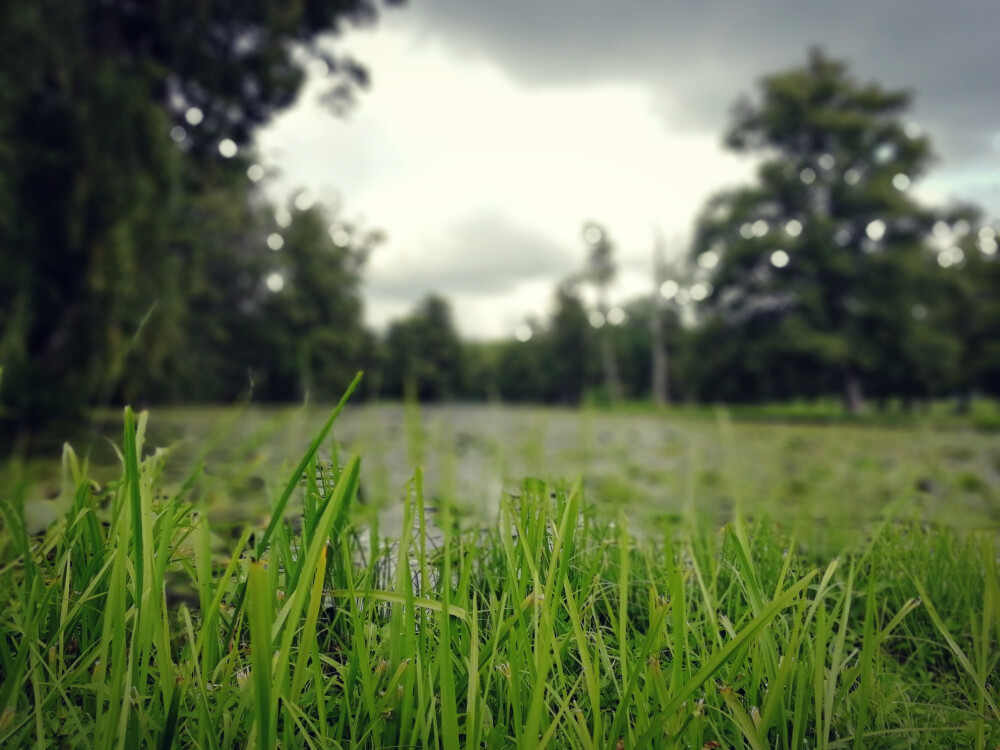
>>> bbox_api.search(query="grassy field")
[1,388,998,747]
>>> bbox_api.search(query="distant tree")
[546,282,595,404]
[927,210,1000,405]
[382,295,465,401]
[249,207,376,402]
[581,222,623,403]
[494,337,549,403]
[612,298,685,402]
[691,49,944,412]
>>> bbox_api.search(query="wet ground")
[12,404,1000,547]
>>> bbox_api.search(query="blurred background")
[2,0,999,436]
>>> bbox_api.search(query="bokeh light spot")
[218,139,238,158]
[698,250,719,269]
[690,282,711,301]
[266,233,284,251]
[294,191,315,211]
[584,226,603,245]
[266,272,285,292]
[770,249,789,268]
[866,220,886,241]
[874,143,895,163]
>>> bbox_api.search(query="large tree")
[0,0,399,426]
[691,49,940,412]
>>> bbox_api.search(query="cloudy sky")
[257,0,1000,339]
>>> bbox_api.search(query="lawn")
[1,387,998,748]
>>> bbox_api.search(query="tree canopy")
[690,49,957,411]
[0,0,399,427]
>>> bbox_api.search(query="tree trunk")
[842,370,864,414]
[650,315,669,406]
[650,232,669,405]
[601,332,623,404]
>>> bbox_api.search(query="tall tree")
[547,283,595,405]
[0,0,400,426]
[650,230,670,405]
[692,49,938,412]
[582,222,623,403]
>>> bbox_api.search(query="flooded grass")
[1,391,998,747]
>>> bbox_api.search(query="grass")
[0,384,998,747]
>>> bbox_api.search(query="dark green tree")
[0,0,400,426]
[246,207,377,402]
[382,295,465,401]
[692,49,939,412]
[545,283,596,404]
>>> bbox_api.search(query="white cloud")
[256,27,755,337]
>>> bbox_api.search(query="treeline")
[2,6,997,429]
[374,52,1000,412]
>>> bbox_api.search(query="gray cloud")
[393,1,999,171]
[365,211,577,303]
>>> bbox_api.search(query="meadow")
[1,385,998,748]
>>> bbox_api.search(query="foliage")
[0,0,398,427]
[690,49,957,411]
[379,295,466,401]
[0,404,997,748]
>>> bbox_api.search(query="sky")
[256,0,1000,339]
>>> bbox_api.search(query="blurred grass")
[0,396,998,747]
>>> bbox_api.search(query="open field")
[1,395,998,748]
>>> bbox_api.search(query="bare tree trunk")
[650,231,669,405]
[842,369,864,414]
[600,332,623,403]
[597,287,623,403]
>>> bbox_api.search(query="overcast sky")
[257,0,1000,339]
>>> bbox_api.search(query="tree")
[650,231,671,405]
[582,222,623,403]
[691,49,939,412]
[245,206,377,402]
[613,297,686,403]
[381,296,465,401]
[0,0,401,427]
[546,282,596,405]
